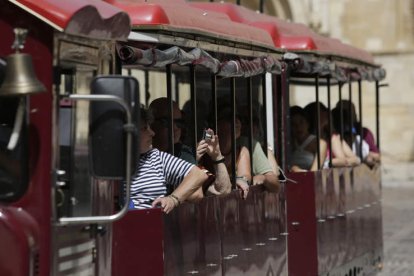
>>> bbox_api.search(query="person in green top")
[238,105,280,193]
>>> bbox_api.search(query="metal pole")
[175,76,180,106]
[190,65,197,160]
[375,81,380,150]
[315,76,321,170]
[274,74,282,167]
[145,70,150,107]
[283,66,291,171]
[339,83,344,140]
[327,76,332,168]
[247,77,253,177]
[348,81,353,145]
[358,80,363,161]
[262,74,268,156]
[231,77,237,188]
[166,65,174,155]
[211,74,217,133]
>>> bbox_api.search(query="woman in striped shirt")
[130,107,207,213]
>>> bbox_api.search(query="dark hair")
[303,102,329,135]
[139,105,153,125]
[332,107,354,134]
[290,105,307,120]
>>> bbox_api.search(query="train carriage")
[0,0,385,276]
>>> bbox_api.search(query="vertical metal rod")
[327,76,332,168]
[247,77,253,177]
[358,80,363,161]
[230,77,237,188]
[375,81,380,150]
[348,81,353,145]
[166,65,174,155]
[274,74,282,167]
[339,83,344,140]
[145,70,150,108]
[282,67,290,171]
[315,76,321,170]
[262,74,268,156]
[259,0,265,13]
[190,65,198,160]
[211,74,217,133]
[175,76,180,106]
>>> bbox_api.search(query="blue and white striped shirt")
[130,148,194,209]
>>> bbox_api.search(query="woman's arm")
[310,139,327,171]
[205,130,232,195]
[251,144,279,193]
[341,139,361,166]
[236,146,251,199]
[267,148,280,176]
[330,135,348,167]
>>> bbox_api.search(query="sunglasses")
[153,117,186,129]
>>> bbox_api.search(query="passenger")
[304,102,360,167]
[129,107,207,214]
[335,100,380,164]
[238,105,280,193]
[150,97,231,195]
[289,106,327,172]
[332,107,379,166]
[199,107,251,199]
[196,128,232,195]
[149,97,196,164]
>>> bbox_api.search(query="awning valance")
[117,45,282,78]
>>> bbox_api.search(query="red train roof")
[104,0,275,49]
[190,2,375,65]
[9,0,130,40]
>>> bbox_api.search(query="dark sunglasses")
[153,117,186,129]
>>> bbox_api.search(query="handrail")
[58,94,134,225]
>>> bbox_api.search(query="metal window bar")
[327,76,332,168]
[315,76,321,170]
[166,65,174,155]
[274,74,282,168]
[247,77,254,178]
[231,77,237,188]
[262,74,268,157]
[190,64,198,160]
[348,81,353,146]
[358,80,363,161]
[211,74,217,133]
[375,81,380,151]
[339,83,344,141]
[175,76,180,106]
[282,68,290,171]
[145,70,149,108]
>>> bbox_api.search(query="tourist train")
[0,0,385,275]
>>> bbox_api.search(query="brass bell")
[0,28,45,96]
